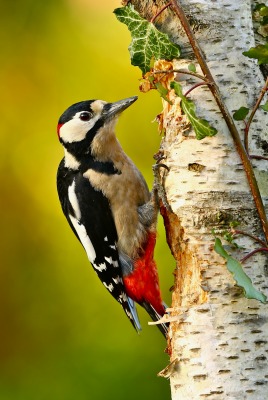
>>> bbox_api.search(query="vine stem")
[170,0,268,243]
[184,82,211,97]
[250,154,268,161]
[244,76,268,153]
[151,2,172,23]
[241,247,268,263]
[232,229,267,247]
[154,68,208,82]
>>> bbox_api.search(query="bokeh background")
[0,1,174,399]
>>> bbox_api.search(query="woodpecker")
[56,96,168,336]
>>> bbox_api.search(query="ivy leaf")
[261,101,268,112]
[170,81,217,140]
[214,238,267,303]
[114,6,180,74]
[233,107,249,121]
[243,44,268,64]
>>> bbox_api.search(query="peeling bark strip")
[128,0,268,398]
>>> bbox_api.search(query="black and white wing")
[57,160,140,331]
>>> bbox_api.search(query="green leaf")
[214,237,229,258]
[255,3,268,16]
[261,100,268,111]
[233,107,250,121]
[114,6,180,74]
[155,82,173,105]
[170,81,218,140]
[223,231,239,248]
[188,63,196,72]
[261,15,268,25]
[214,238,267,303]
[243,44,268,64]
[261,8,268,17]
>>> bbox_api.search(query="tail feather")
[126,297,142,332]
[142,302,169,337]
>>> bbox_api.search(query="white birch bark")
[161,1,268,398]
[130,0,268,398]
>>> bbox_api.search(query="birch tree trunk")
[128,0,268,398]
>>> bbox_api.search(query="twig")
[153,68,208,82]
[250,154,268,161]
[170,0,268,244]
[241,247,268,263]
[151,2,172,24]
[244,76,268,153]
[184,82,211,97]
[232,229,267,247]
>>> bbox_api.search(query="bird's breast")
[83,160,150,258]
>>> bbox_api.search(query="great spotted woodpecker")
[56,96,168,336]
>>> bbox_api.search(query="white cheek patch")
[69,214,96,263]
[60,111,101,143]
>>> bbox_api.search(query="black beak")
[103,96,138,119]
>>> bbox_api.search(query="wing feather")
[57,160,141,331]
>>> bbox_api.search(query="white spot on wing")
[104,236,108,242]
[103,282,114,292]
[125,309,133,319]
[104,256,119,268]
[94,263,107,272]
[118,292,128,303]
[112,276,123,284]
[109,244,116,250]
[68,181,81,219]
[69,214,96,263]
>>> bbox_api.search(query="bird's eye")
[79,112,91,121]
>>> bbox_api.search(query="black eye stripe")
[79,112,92,121]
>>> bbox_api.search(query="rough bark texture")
[128,0,268,398]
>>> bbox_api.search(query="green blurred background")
[0,1,174,399]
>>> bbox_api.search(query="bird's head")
[57,96,137,160]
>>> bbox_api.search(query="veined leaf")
[214,238,267,303]
[114,6,180,74]
[261,100,268,112]
[233,107,250,121]
[243,44,268,64]
[170,81,217,139]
